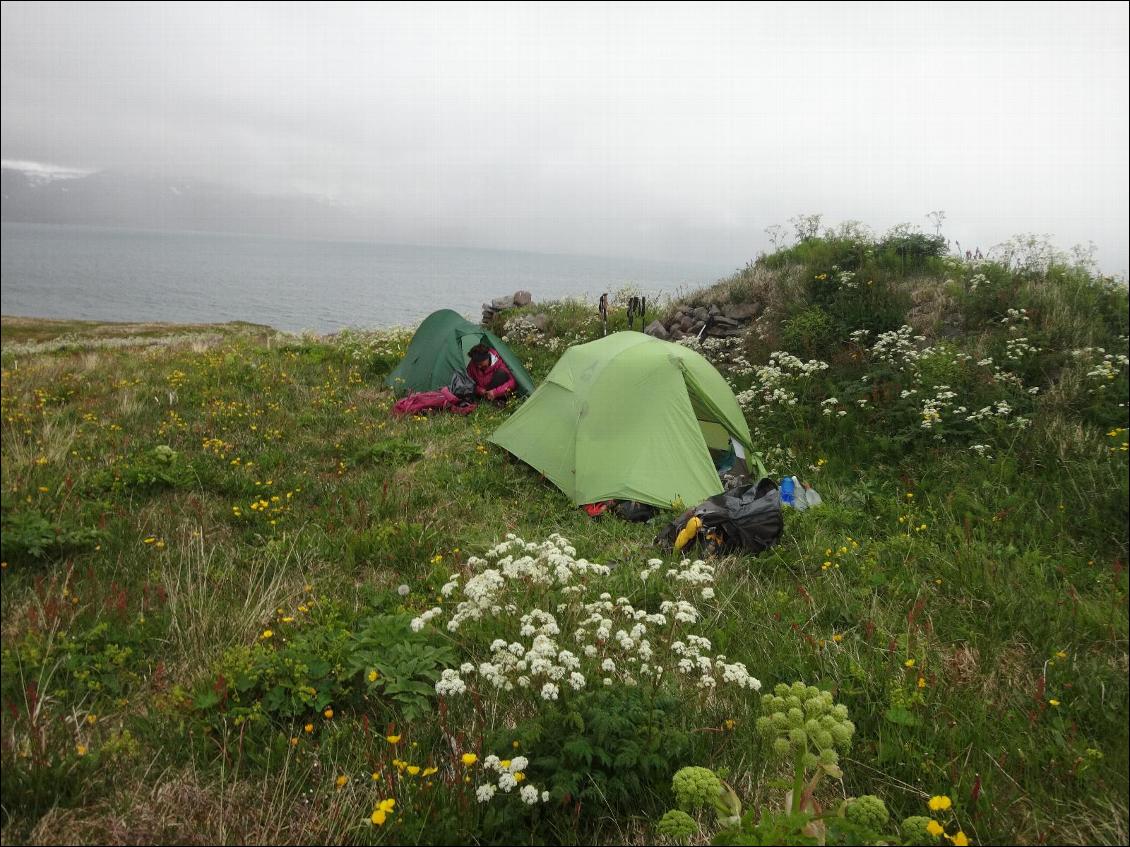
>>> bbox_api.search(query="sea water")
[1,222,728,332]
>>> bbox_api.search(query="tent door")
[685,385,751,478]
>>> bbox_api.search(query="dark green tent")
[385,309,535,396]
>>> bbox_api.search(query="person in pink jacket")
[467,344,517,402]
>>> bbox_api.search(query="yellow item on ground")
[674,516,703,551]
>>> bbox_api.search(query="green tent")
[385,309,535,396]
[489,332,765,508]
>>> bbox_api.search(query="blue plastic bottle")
[779,476,795,505]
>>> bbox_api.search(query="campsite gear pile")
[657,477,784,556]
[490,332,766,509]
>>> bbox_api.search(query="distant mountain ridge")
[0,165,368,241]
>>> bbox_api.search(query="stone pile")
[481,290,533,325]
[644,301,761,341]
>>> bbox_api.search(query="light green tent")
[385,309,535,396]
[489,332,765,508]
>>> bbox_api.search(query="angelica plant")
[656,809,698,843]
[755,682,855,815]
[842,794,889,830]
[656,765,741,843]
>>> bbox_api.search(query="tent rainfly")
[489,332,765,508]
[385,309,535,396]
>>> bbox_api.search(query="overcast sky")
[2,1,1128,271]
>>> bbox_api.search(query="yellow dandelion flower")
[926,820,944,836]
[904,658,916,668]
[928,795,952,811]
[323,708,334,719]
[261,629,273,640]
[368,670,379,682]
[335,775,349,789]
[407,765,420,776]
[1048,699,1060,707]
[422,766,438,776]
[461,752,478,766]
[949,832,969,846]
[304,723,314,733]
[76,744,88,757]
[386,734,401,744]
[917,677,927,688]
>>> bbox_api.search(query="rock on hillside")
[647,301,763,341]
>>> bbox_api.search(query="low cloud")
[3,3,1127,271]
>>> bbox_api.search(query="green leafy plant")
[782,306,839,358]
[1,619,157,713]
[90,445,196,492]
[516,686,692,815]
[0,508,104,565]
[194,609,455,727]
[350,437,423,467]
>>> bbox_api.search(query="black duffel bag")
[657,478,783,556]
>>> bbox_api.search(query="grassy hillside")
[1,230,1127,845]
